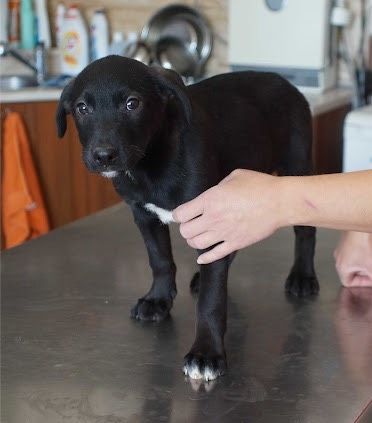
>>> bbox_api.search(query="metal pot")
[141,4,213,79]
[155,36,199,77]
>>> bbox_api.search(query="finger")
[172,196,204,223]
[338,273,350,287]
[187,231,220,250]
[197,242,235,265]
[180,215,209,239]
[346,271,372,288]
[352,275,372,287]
[338,270,360,287]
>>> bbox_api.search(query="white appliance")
[228,0,337,92]
[343,105,372,172]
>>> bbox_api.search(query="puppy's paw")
[285,271,319,297]
[190,272,200,294]
[183,352,226,381]
[130,297,172,322]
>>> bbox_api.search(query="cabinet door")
[1,102,121,229]
[312,105,351,175]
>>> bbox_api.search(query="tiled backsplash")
[47,0,229,76]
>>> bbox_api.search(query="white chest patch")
[144,203,175,224]
[101,171,118,178]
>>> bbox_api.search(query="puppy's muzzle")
[92,146,118,168]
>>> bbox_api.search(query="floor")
[2,204,372,422]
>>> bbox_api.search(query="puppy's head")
[56,55,191,178]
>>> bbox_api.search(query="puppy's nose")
[93,146,118,166]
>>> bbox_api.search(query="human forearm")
[174,169,372,265]
[279,171,372,232]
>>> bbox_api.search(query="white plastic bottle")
[0,0,8,42]
[90,9,109,61]
[109,31,126,56]
[34,0,51,48]
[55,3,65,48]
[61,5,89,75]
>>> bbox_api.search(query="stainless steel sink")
[0,75,38,91]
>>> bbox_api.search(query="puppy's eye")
[76,102,89,115]
[126,97,140,111]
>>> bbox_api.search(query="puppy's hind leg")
[282,103,319,297]
[285,225,319,297]
[130,205,177,322]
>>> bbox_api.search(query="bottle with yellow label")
[61,5,89,75]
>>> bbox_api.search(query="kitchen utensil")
[155,36,198,76]
[126,41,151,65]
[141,4,212,78]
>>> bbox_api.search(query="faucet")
[0,42,47,84]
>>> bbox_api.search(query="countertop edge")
[1,86,353,116]
[1,88,62,103]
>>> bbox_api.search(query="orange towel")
[1,112,50,249]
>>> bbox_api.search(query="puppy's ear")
[150,66,192,126]
[56,78,75,138]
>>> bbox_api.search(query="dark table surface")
[2,203,372,423]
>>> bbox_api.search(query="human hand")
[173,169,284,264]
[334,231,372,287]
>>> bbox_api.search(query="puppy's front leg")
[130,205,176,322]
[183,255,230,381]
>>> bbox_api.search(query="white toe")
[183,364,219,381]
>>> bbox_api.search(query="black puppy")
[56,55,318,381]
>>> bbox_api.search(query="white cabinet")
[343,105,372,172]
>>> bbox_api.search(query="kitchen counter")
[2,203,372,423]
[1,83,352,117]
[304,87,352,116]
[0,86,62,103]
